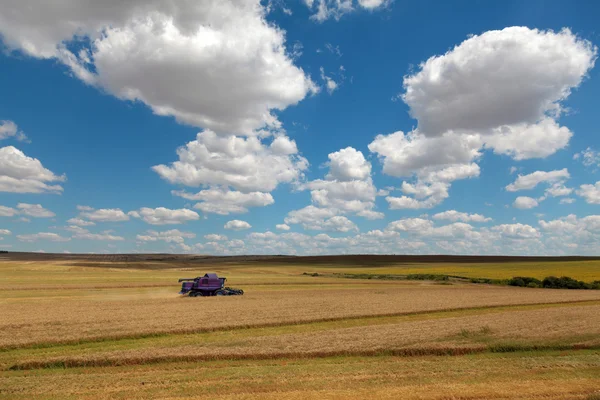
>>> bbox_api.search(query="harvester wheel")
[216,290,225,296]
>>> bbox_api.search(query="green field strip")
[8,343,600,371]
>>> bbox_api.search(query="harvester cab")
[178,273,244,297]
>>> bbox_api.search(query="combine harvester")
[178,273,244,297]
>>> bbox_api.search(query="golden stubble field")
[1,255,600,399]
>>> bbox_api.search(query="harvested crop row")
[6,304,600,370]
[4,285,600,348]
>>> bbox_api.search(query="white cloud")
[153,131,308,193]
[432,210,492,223]
[79,208,130,222]
[0,120,28,142]
[357,0,387,9]
[224,220,252,231]
[17,232,71,242]
[66,218,95,226]
[484,118,572,160]
[574,147,600,169]
[0,206,18,217]
[17,203,55,218]
[0,146,65,194]
[577,182,600,204]
[326,147,371,181]
[387,218,434,232]
[204,234,228,241]
[276,224,290,231]
[492,224,540,239]
[285,206,358,232]
[305,0,386,22]
[506,169,570,191]
[544,183,573,198]
[560,198,576,204]
[173,187,274,215]
[0,0,317,136]
[287,147,382,228]
[372,27,596,211]
[403,27,596,137]
[369,132,481,209]
[71,228,124,241]
[136,229,195,244]
[369,131,481,177]
[0,229,11,235]
[128,207,199,225]
[513,196,539,209]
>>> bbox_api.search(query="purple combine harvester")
[178,273,244,297]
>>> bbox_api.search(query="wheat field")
[1,254,600,399]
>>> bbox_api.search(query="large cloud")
[403,27,596,137]
[153,131,308,193]
[370,27,595,210]
[0,0,317,135]
[0,146,65,194]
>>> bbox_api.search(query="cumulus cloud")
[371,28,595,210]
[492,223,540,239]
[0,120,28,142]
[276,224,290,231]
[17,203,55,218]
[17,232,70,242]
[0,206,18,217]
[136,229,195,244]
[285,206,358,232]
[286,147,382,230]
[539,214,600,253]
[153,131,308,193]
[577,182,600,204]
[0,0,317,135]
[173,187,274,215]
[224,220,252,231]
[66,218,95,226]
[432,210,492,223]
[403,27,596,137]
[0,146,66,194]
[506,169,570,191]
[513,196,539,209]
[128,207,199,225]
[79,207,130,222]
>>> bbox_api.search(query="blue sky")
[1,0,600,255]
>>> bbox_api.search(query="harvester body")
[178,273,243,297]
